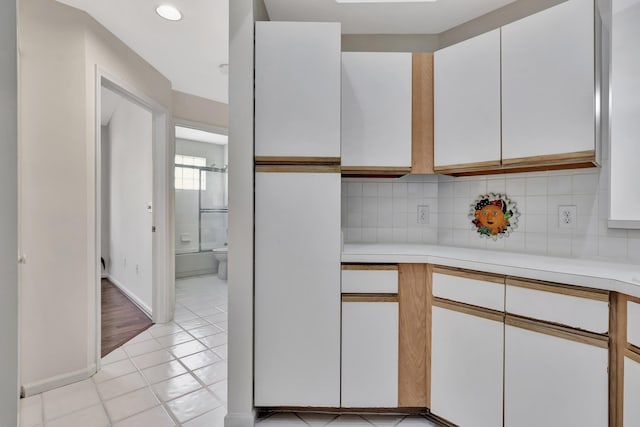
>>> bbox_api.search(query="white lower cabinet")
[504,324,608,427]
[431,304,504,427]
[254,171,341,406]
[341,300,398,408]
[625,355,640,425]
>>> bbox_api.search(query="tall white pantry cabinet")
[254,22,342,407]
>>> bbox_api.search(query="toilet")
[212,246,228,280]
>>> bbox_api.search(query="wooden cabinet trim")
[626,346,640,364]
[502,150,596,167]
[442,160,598,177]
[342,264,398,271]
[256,165,341,173]
[505,314,609,349]
[411,53,434,175]
[433,297,504,323]
[398,264,429,408]
[506,277,609,302]
[432,265,505,285]
[341,294,398,303]
[255,156,341,165]
[340,167,411,177]
[433,160,502,175]
[610,292,627,427]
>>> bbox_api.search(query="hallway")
[20,275,228,426]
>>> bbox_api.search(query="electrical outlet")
[558,205,577,229]
[417,205,430,225]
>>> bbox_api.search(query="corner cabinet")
[430,268,505,427]
[434,29,501,174]
[341,52,434,176]
[501,0,598,169]
[434,0,604,176]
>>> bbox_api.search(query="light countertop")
[342,243,640,298]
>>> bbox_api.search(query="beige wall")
[342,34,440,52]
[439,0,567,48]
[173,90,229,129]
[19,0,173,393]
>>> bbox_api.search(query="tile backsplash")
[342,166,640,264]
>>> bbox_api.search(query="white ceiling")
[176,126,229,145]
[263,0,519,34]
[56,0,229,103]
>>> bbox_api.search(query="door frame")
[94,67,175,370]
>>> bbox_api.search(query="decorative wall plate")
[469,193,519,240]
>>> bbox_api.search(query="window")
[175,155,207,190]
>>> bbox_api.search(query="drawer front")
[432,268,505,311]
[628,301,640,348]
[505,279,609,334]
[342,266,398,294]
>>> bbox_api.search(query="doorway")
[95,71,174,365]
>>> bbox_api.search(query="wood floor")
[101,278,153,357]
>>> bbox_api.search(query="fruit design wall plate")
[469,193,519,240]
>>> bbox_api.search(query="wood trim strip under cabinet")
[625,346,640,364]
[398,264,429,408]
[433,160,502,175]
[411,53,434,175]
[340,166,412,177]
[341,294,398,303]
[341,264,398,271]
[501,150,596,167]
[432,297,505,323]
[255,165,341,173]
[255,156,341,165]
[506,277,610,302]
[443,161,598,177]
[505,314,609,349]
[609,292,627,427]
[432,265,505,285]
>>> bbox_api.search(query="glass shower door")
[199,168,228,252]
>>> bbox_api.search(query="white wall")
[18,0,172,393]
[108,95,153,313]
[226,0,265,425]
[0,0,19,421]
[101,126,110,276]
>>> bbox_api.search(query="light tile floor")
[20,275,228,427]
[20,274,438,427]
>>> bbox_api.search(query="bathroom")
[174,125,229,280]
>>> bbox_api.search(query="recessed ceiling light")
[156,4,182,21]
[336,0,436,2]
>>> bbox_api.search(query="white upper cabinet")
[255,22,341,159]
[341,52,412,169]
[501,0,596,163]
[434,29,501,171]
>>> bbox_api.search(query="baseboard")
[175,268,216,279]
[21,364,97,397]
[107,275,152,319]
[225,411,256,427]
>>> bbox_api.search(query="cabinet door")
[254,171,341,406]
[341,52,412,169]
[502,0,595,163]
[434,29,501,171]
[504,323,608,427]
[255,22,341,158]
[342,300,398,408]
[624,354,640,425]
[431,303,504,427]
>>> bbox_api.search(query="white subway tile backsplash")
[408,182,424,197]
[525,233,547,254]
[526,177,547,196]
[486,178,506,194]
[547,175,572,195]
[573,173,599,195]
[392,182,408,198]
[347,182,362,197]
[378,183,393,198]
[525,196,547,214]
[598,236,628,259]
[526,214,548,234]
[363,183,378,198]
[506,178,526,196]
